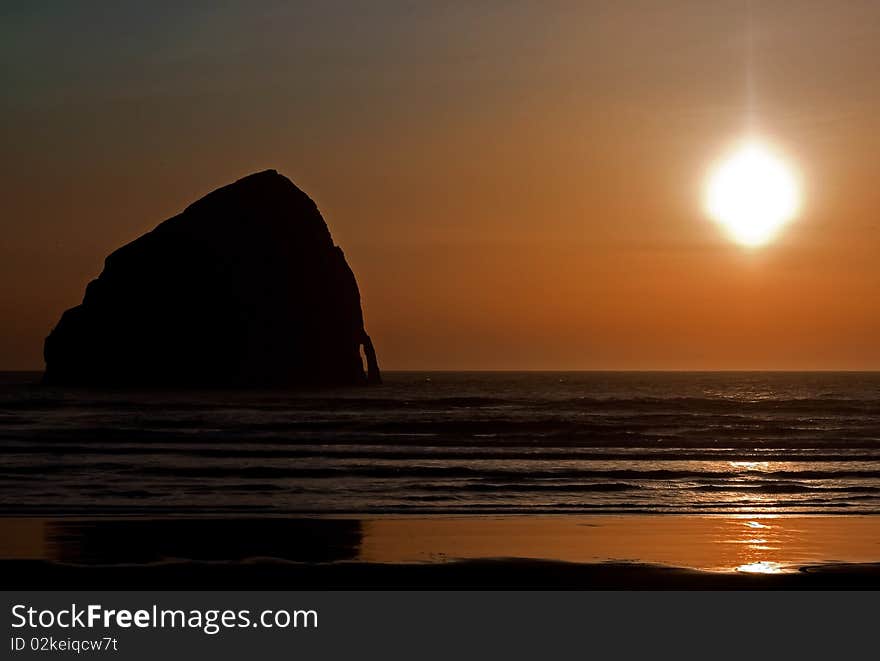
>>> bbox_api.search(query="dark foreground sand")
[2,515,880,589]
[4,557,880,589]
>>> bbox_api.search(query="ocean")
[2,371,880,516]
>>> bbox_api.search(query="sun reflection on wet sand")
[737,561,786,574]
[731,519,790,573]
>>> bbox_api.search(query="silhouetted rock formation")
[44,170,380,387]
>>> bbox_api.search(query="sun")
[705,140,801,247]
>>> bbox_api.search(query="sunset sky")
[3,1,880,370]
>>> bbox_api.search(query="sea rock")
[43,170,380,387]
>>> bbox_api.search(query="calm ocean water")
[2,371,880,515]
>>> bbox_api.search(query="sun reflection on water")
[728,461,771,470]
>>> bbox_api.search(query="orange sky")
[3,1,880,370]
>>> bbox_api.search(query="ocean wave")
[5,371,880,515]
[6,443,880,463]
[5,463,880,482]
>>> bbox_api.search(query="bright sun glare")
[705,141,801,247]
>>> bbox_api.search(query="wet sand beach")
[2,514,879,589]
